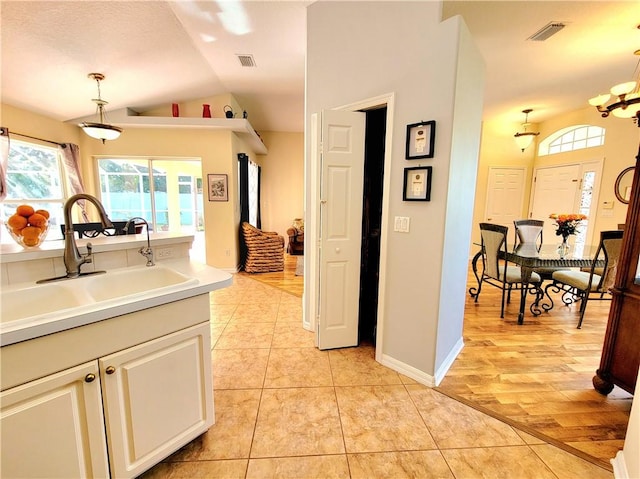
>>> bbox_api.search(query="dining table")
[470,242,605,325]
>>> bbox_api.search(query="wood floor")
[241,255,632,468]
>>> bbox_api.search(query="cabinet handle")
[85,373,96,383]
[105,366,116,375]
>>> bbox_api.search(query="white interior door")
[484,167,526,228]
[317,109,366,350]
[529,164,581,242]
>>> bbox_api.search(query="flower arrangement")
[549,213,587,239]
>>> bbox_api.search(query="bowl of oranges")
[5,205,50,248]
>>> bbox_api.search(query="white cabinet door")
[100,322,213,478]
[0,361,109,479]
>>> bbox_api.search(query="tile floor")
[139,275,614,479]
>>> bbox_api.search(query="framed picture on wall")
[403,166,432,201]
[405,120,436,159]
[208,174,228,202]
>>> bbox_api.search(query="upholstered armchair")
[286,218,304,255]
[241,222,285,273]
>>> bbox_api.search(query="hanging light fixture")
[79,73,122,143]
[588,49,640,122]
[513,108,540,152]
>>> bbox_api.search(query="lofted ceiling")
[1,1,639,134]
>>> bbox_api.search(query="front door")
[529,164,581,242]
[317,109,366,350]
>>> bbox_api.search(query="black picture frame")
[208,174,228,202]
[405,120,436,159]
[403,166,432,201]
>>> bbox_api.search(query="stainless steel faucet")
[63,193,113,278]
[124,217,155,266]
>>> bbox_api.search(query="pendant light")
[79,73,122,143]
[513,109,540,152]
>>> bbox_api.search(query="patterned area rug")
[295,256,304,276]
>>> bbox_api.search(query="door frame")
[306,92,395,361]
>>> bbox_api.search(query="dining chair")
[513,219,544,250]
[514,218,570,281]
[473,223,542,318]
[544,230,624,328]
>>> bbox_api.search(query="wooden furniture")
[593,155,639,396]
[242,222,285,273]
[287,227,304,255]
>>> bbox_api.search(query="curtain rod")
[2,128,65,147]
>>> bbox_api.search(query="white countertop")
[0,232,194,263]
[0,258,232,346]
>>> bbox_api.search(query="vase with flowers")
[549,213,587,257]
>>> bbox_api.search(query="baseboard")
[611,451,629,479]
[379,353,436,387]
[434,337,465,386]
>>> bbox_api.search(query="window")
[1,140,66,242]
[97,158,203,234]
[538,125,605,156]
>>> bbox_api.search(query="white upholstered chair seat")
[551,270,602,292]
[500,265,542,284]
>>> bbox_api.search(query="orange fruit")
[11,226,24,236]
[16,205,35,217]
[28,213,48,229]
[35,209,50,219]
[21,226,42,244]
[7,214,27,231]
[22,235,40,247]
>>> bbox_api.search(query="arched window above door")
[538,125,605,156]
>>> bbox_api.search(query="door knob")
[105,366,116,375]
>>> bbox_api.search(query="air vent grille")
[236,54,256,67]
[528,22,566,41]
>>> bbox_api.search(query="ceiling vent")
[236,54,256,67]
[527,22,566,41]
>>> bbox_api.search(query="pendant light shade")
[513,109,540,152]
[79,73,122,143]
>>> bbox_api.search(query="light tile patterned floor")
[139,275,613,479]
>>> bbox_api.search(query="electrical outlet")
[156,247,173,259]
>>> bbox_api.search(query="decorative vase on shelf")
[557,235,570,258]
[172,103,179,117]
[202,104,212,118]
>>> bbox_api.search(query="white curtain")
[58,143,89,222]
[0,127,9,201]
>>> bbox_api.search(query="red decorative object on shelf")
[202,104,211,118]
[172,103,179,117]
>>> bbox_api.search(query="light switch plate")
[394,216,410,233]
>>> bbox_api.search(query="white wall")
[306,1,484,381]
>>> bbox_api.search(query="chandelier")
[588,50,640,122]
[79,73,122,143]
[513,109,540,152]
